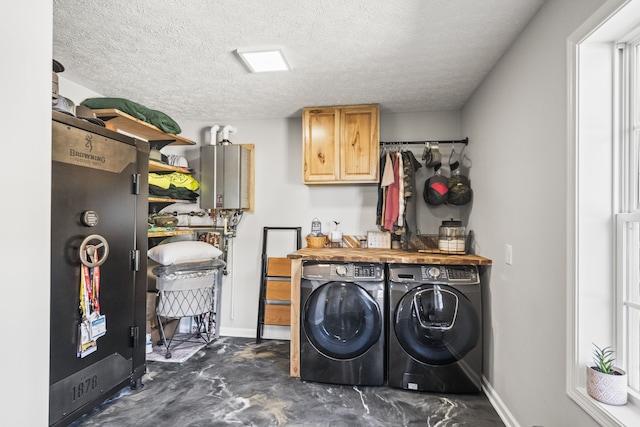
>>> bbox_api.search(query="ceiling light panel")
[235,48,291,73]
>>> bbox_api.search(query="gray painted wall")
[461,0,606,425]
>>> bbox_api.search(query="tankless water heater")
[200,144,250,210]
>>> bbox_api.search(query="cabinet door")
[303,107,339,183]
[303,104,379,184]
[340,105,379,182]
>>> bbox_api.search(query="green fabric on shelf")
[81,97,182,134]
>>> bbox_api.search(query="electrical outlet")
[505,244,513,265]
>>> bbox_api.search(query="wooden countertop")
[288,248,492,265]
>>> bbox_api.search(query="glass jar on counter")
[438,219,466,254]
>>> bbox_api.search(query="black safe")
[49,111,149,426]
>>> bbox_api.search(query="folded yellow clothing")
[149,172,199,191]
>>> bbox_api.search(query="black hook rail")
[380,137,469,146]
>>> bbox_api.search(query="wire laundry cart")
[153,259,225,359]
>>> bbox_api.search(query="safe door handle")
[79,234,109,268]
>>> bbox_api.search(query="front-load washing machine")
[387,264,482,393]
[300,261,385,386]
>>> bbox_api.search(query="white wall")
[461,0,605,426]
[1,3,51,426]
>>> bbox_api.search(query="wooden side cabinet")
[263,258,292,326]
[302,104,379,184]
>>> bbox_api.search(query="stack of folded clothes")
[149,171,199,201]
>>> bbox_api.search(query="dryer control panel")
[389,264,479,285]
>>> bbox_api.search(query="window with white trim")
[616,213,640,394]
[569,1,640,425]
[618,36,640,395]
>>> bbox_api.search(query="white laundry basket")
[152,259,225,359]
[155,266,217,317]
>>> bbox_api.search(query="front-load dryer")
[387,264,482,393]
[300,261,385,386]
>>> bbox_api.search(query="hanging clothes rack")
[380,137,469,146]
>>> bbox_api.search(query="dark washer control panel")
[446,266,477,281]
[302,262,384,281]
[354,264,377,278]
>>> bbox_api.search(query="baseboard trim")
[482,376,520,427]
[219,326,291,341]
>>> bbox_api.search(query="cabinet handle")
[351,131,360,147]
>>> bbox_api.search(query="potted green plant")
[586,344,627,405]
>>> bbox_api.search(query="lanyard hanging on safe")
[77,239,108,358]
[81,249,101,316]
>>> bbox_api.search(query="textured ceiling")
[53,0,545,123]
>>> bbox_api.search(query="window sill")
[569,387,639,426]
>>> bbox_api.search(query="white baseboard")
[219,326,291,341]
[482,376,520,427]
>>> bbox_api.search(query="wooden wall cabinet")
[302,104,379,184]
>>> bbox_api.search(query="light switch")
[505,244,513,265]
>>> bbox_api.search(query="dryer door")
[394,284,479,365]
[303,282,382,359]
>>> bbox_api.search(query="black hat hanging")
[423,162,449,205]
[446,146,473,205]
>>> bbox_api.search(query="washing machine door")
[303,282,382,359]
[394,284,479,365]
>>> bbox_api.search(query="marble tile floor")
[70,336,505,427]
